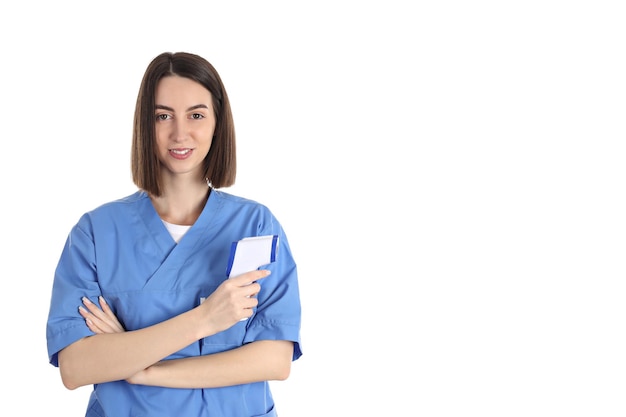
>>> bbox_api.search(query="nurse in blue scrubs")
[46,52,302,417]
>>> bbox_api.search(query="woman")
[46,51,302,417]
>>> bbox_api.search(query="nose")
[172,119,189,142]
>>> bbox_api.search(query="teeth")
[171,149,190,155]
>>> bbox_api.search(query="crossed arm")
[58,270,294,390]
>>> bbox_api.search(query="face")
[154,75,216,181]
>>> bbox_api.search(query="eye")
[191,113,205,120]
[156,113,171,121]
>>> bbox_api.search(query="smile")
[170,149,191,155]
[169,148,193,160]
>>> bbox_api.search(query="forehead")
[155,75,212,105]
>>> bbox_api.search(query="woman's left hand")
[79,296,126,334]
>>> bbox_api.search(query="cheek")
[195,127,214,147]
[154,125,170,144]
[201,137,213,153]
[154,137,171,157]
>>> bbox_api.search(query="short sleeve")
[46,215,102,366]
[242,222,303,361]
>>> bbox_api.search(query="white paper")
[226,235,279,278]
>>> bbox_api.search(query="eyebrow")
[155,104,211,112]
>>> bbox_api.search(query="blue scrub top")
[46,190,302,417]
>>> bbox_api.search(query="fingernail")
[99,296,106,304]
[82,297,92,304]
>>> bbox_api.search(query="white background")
[1,1,625,416]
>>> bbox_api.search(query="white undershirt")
[162,220,192,243]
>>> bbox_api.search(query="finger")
[241,295,260,319]
[98,297,125,332]
[247,282,261,297]
[240,306,255,321]
[81,297,124,333]
[78,306,106,334]
[85,319,98,333]
[244,296,259,309]
[82,298,113,324]
[84,317,103,334]
[231,269,271,286]
[78,305,95,322]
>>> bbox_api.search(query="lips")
[169,148,193,160]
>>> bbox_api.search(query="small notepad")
[226,235,279,278]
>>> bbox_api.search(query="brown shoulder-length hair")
[131,52,236,196]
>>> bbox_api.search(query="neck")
[150,182,211,226]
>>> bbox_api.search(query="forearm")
[59,308,205,389]
[132,340,294,389]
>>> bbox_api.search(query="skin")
[58,75,293,390]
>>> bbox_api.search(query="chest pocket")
[200,296,249,354]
